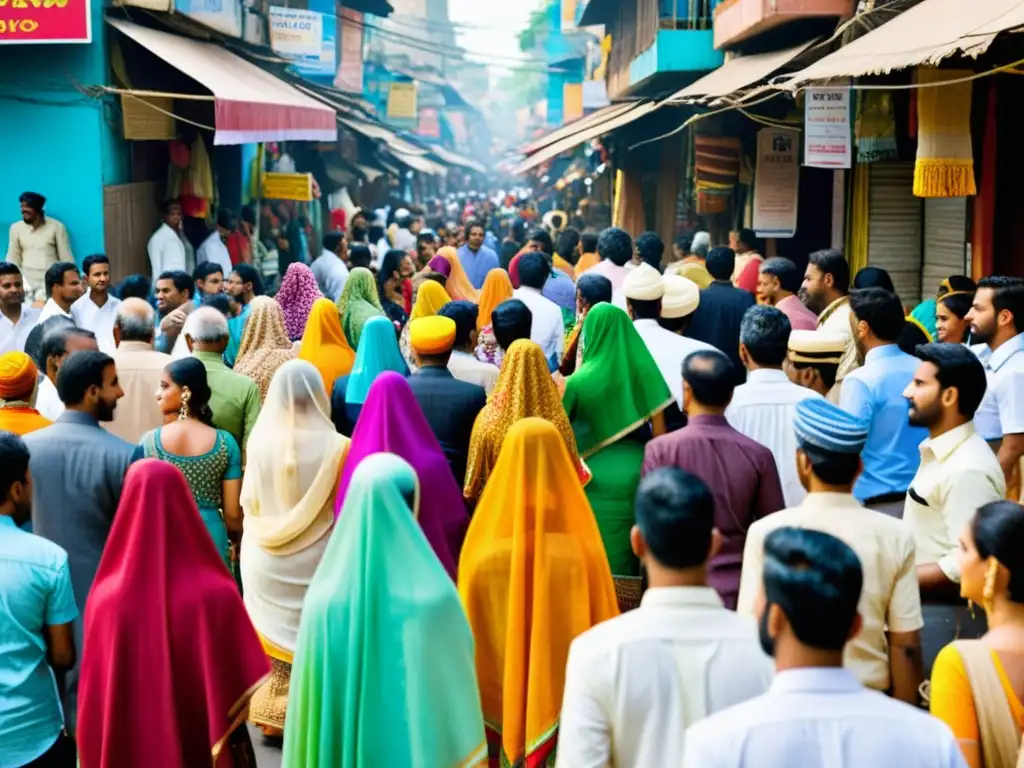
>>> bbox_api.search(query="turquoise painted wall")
[628,29,723,88]
[0,3,128,263]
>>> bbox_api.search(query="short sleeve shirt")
[972,334,1024,441]
[0,516,78,768]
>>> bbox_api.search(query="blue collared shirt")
[456,243,500,289]
[972,332,1024,441]
[840,344,928,501]
[0,516,78,768]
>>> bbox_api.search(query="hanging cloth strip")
[913,67,977,198]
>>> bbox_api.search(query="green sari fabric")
[283,453,486,768]
[562,303,673,459]
[336,267,384,349]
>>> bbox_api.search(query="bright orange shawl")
[574,251,600,277]
[477,269,514,331]
[0,407,51,436]
[298,298,355,394]
[436,246,479,302]
[458,418,619,767]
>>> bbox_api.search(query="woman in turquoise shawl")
[335,267,385,349]
[283,453,486,767]
[329,316,408,435]
[562,303,673,576]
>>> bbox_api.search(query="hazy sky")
[447,0,540,72]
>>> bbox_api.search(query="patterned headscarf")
[234,296,297,401]
[276,263,323,341]
[335,267,385,350]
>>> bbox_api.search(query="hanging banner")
[335,8,364,93]
[416,108,441,138]
[269,6,335,78]
[753,128,800,239]
[804,86,852,169]
[263,172,314,202]
[387,81,418,121]
[0,0,91,43]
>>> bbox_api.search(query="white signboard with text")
[753,128,800,239]
[804,86,852,169]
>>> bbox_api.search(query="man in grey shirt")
[23,349,133,733]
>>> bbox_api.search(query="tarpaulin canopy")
[669,40,818,102]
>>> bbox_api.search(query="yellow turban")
[409,316,456,356]
[0,352,38,400]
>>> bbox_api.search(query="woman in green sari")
[335,266,385,349]
[283,453,486,768]
[562,303,673,576]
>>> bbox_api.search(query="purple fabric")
[427,255,452,278]
[334,371,467,577]
[276,263,324,340]
[542,270,577,311]
[642,414,785,609]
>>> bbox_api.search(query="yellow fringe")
[913,158,977,198]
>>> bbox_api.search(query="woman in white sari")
[240,359,351,737]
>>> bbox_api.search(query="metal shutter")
[867,162,923,306]
[922,197,968,295]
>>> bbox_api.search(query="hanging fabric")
[913,67,977,198]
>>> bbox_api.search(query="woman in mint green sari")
[562,303,673,577]
[335,266,385,349]
[283,453,486,767]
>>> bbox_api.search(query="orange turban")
[409,316,456,355]
[0,352,38,400]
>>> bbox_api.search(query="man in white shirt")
[737,397,923,703]
[0,264,41,355]
[36,326,98,421]
[622,263,712,409]
[685,527,966,768]
[727,305,820,506]
[6,191,74,302]
[311,231,349,302]
[37,262,82,323]
[903,342,1004,670]
[966,276,1024,488]
[70,255,122,356]
[147,199,187,277]
[587,227,631,305]
[802,249,858,389]
[195,210,234,277]
[558,468,772,768]
[512,251,564,370]
[439,301,499,394]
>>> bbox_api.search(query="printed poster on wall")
[387,82,418,121]
[0,0,91,43]
[804,86,851,169]
[753,128,800,239]
[269,6,335,78]
[335,8,364,93]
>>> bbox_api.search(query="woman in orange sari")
[474,269,514,368]
[297,298,355,393]
[435,246,479,301]
[459,418,618,767]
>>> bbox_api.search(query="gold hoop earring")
[983,558,1000,615]
[178,387,191,421]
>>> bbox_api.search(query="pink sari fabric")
[333,371,467,577]
[276,263,324,340]
[77,460,270,768]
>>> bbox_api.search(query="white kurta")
[632,318,713,408]
[196,231,233,276]
[147,223,187,276]
[513,286,565,367]
[70,292,122,356]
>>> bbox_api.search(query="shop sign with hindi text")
[0,0,91,43]
[269,6,335,78]
[753,127,800,239]
[804,86,851,169]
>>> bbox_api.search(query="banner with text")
[804,87,851,169]
[0,0,90,43]
[753,128,800,239]
[269,6,335,78]
[334,7,364,92]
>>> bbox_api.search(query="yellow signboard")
[263,172,313,202]
[387,81,418,121]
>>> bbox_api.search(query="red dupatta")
[77,460,270,768]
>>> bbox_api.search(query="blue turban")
[794,397,869,454]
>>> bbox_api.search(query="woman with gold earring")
[930,501,1024,768]
[132,358,243,568]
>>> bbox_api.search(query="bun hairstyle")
[165,358,215,427]
[972,501,1024,604]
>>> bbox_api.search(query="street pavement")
[249,722,283,767]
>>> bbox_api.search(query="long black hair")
[165,358,215,427]
[972,501,1024,604]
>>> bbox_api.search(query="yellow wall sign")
[387,81,418,121]
[263,172,313,202]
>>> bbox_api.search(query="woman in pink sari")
[77,460,270,767]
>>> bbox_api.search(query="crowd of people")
[2,190,1024,768]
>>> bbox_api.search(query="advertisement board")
[0,0,91,44]
[269,6,335,78]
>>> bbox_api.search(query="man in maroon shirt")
[643,348,785,609]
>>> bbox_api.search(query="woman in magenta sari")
[334,371,467,577]
[77,460,269,767]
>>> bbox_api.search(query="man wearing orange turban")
[0,351,52,435]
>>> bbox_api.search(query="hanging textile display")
[913,67,976,198]
[855,91,898,164]
[693,136,741,215]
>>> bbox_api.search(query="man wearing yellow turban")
[405,316,487,488]
[0,351,52,435]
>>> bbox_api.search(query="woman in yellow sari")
[297,298,355,393]
[435,246,479,302]
[459,418,619,767]
[399,280,451,371]
[463,339,587,503]
[474,269,514,368]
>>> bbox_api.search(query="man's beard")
[907,400,940,428]
[96,400,116,422]
[971,323,994,345]
[799,288,824,315]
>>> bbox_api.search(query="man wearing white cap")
[658,274,702,336]
[622,264,713,410]
[785,329,847,405]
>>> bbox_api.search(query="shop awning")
[108,19,336,145]
[780,0,1024,87]
[668,40,818,103]
[429,144,487,174]
[522,101,638,155]
[513,101,657,175]
[392,149,447,176]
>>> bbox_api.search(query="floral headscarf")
[234,296,297,401]
[276,263,323,341]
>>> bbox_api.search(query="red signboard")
[0,0,91,44]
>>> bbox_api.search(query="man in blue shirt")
[0,432,77,767]
[840,287,927,513]
[456,221,499,289]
